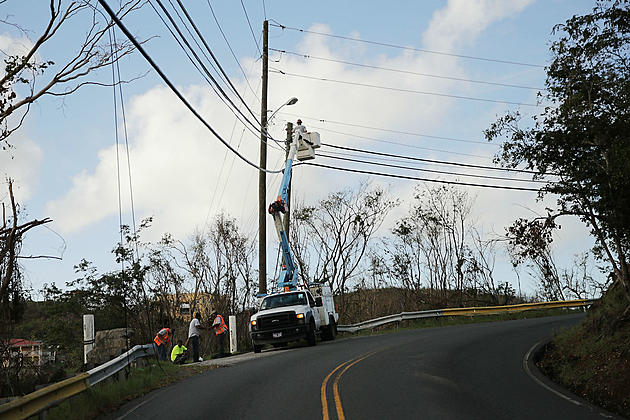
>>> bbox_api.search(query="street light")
[267,97,298,127]
[259,96,298,296]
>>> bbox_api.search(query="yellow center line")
[321,352,378,420]
[333,352,376,420]
[321,360,351,420]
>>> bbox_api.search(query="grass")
[338,307,584,338]
[537,286,630,418]
[46,360,215,420]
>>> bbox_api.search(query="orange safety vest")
[213,315,228,336]
[154,328,171,346]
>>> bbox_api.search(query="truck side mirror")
[315,297,323,307]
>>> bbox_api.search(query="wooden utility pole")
[258,20,269,295]
[284,122,293,236]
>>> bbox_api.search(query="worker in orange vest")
[153,327,173,361]
[211,310,228,357]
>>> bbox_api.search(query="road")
[109,314,616,420]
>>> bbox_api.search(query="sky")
[0,0,600,298]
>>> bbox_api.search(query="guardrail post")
[229,315,237,354]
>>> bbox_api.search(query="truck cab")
[249,285,338,353]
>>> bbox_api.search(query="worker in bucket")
[293,118,306,141]
[211,309,229,358]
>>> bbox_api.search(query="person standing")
[293,118,306,141]
[188,312,207,362]
[153,327,172,361]
[211,309,229,357]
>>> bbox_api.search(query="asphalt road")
[108,314,616,420]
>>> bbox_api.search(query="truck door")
[307,292,322,329]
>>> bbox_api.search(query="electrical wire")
[316,152,547,184]
[270,48,546,91]
[271,69,539,107]
[303,123,493,159]
[151,0,263,138]
[173,0,260,122]
[322,142,548,175]
[299,162,543,192]
[279,111,491,146]
[98,0,284,173]
[241,0,261,55]
[269,21,545,68]
[205,0,259,100]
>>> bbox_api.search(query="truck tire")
[307,320,317,346]
[322,316,337,341]
[253,342,263,353]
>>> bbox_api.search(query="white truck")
[250,285,338,353]
[249,127,338,353]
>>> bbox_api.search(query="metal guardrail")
[0,343,155,419]
[337,299,595,333]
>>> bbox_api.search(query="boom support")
[267,129,320,290]
[268,137,299,289]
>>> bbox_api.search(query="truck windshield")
[260,292,307,310]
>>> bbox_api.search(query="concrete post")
[229,315,237,354]
[83,314,95,364]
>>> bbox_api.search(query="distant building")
[4,339,56,367]
[166,292,214,320]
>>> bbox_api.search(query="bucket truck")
[249,128,339,353]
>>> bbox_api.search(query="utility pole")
[284,122,293,237]
[258,20,269,295]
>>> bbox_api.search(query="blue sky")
[0,0,599,297]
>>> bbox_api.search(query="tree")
[485,1,630,307]
[290,182,397,297]
[389,185,476,307]
[0,0,144,146]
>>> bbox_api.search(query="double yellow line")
[320,352,377,420]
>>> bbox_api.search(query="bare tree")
[390,185,476,307]
[0,0,145,146]
[290,182,397,298]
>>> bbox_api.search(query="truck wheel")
[307,320,317,346]
[322,316,337,341]
[253,342,262,353]
[329,317,337,340]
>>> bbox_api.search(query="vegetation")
[485,1,630,416]
[538,286,630,418]
[47,361,214,420]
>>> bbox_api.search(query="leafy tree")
[485,1,630,307]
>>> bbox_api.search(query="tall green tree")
[485,1,630,307]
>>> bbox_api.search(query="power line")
[152,0,262,134]
[173,0,260,121]
[271,49,545,91]
[205,0,259,100]
[98,0,283,174]
[279,111,491,146]
[322,142,547,175]
[241,0,261,55]
[299,162,543,192]
[305,124,493,159]
[269,21,545,68]
[317,152,547,184]
[271,69,539,107]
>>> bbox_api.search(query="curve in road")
[108,314,618,420]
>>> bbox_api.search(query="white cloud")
[0,134,43,202]
[423,0,535,52]
[45,0,539,249]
